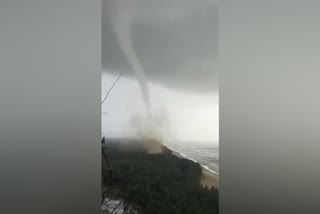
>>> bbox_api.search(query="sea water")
[164,141,219,175]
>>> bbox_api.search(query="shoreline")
[172,151,219,189]
[201,167,219,189]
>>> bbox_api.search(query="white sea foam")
[167,143,219,175]
[202,165,219,175]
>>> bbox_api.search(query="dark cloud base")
[102,2,219,93]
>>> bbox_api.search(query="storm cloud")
[102,0,219,94]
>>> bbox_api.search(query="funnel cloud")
[102,0,219,94]
[105,0,151,112]
[102,0,219,145]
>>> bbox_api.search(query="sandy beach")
[201,168,219,189]
[172,151,219,189]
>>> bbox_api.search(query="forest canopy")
[102,139,219,214]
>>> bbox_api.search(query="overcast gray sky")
[102,0,219,144]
